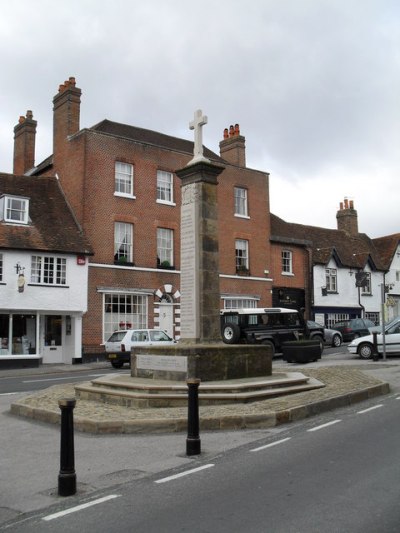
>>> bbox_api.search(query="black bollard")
[58,398,77,496]
[372,332,379,361]
[186,378,201,456]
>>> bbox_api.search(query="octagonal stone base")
[130,343,272,382]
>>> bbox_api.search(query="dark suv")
[220,307,309,357]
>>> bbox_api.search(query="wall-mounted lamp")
[15,262,25,275]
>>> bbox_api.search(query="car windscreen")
[107,331,127,342]
[150,330,172,341]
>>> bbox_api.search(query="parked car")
[333,318,375,342]
[307,321,342,347]
[369,316,400,334]
[220,307,309,357]
[105,328,176,368]
[347,321,400,359]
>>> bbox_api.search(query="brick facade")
[21,78,277,355]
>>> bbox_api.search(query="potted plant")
[236,265,250,276]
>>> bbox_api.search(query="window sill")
[114,192,136,200]
[28,283,69,288]
[157,200,176,207]
[234,214,250,220]
[281,272,294,277]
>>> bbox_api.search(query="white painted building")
[0,173,92,367]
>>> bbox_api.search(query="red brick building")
[14,77,276,356]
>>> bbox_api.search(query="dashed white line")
[357,404,383,414]
[250,437,292,452]
[42,494,121,521]
[155,464,215,484]
[307,419,341,432]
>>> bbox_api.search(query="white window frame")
[2,195,29,224]
[234,187,249,218]
[103,292,148,342]
[0,253,3,282]
[326,268,337,292]
[361,272,372,295]
[30,255,67,285]
[223,298,258,309]
[114,222,133,263]
[114,162,134,198]
[157,228,174,267]
[235,239,249,270]
[157,170,175,205]
[281,250,293,275]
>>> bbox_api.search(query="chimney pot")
[229,125,235,137]
[223,128,229,139]
[234,124,240,135]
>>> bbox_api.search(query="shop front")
[0,311,83,367]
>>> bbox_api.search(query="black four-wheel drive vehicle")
[220,307,312,357]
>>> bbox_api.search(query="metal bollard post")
[372,332,379,361]
[186,379,201,456]
[58,398,77,496]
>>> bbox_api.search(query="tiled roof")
[372,233,400,269]
[270,213,386,271]
[0,173,93,255]
[91,119,223,162]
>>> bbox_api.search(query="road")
[3,390,400,532]
[0,366,124,394]
[0,345,346,395]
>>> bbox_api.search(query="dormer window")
[1,195,29,224]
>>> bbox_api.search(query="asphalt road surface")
[3,388,400,532]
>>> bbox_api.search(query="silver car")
[307,321,342,347]
[105,328,176,368]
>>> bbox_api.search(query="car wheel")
[332,334,342,347]
[262,340,275,357]
[313,335,324,352]
[111,360,124,369]
[221,323,241,344]
[358,342,373,360]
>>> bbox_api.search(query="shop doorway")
[42,315,63,363]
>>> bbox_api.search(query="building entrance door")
[158,304,174,338]
[42,315,63,363]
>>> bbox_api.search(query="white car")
[347,322,400,359]
[105,328,176,368]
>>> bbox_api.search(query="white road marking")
[155,464,215,484]
[250,437,291,452]
[357,404,383,414]
[0,392,20,396]
[307,420,341,432]
[42,494,120,521]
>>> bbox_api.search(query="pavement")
[1,353,400,526]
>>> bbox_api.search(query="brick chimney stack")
[13,110,37,175]
[219,123,246,167]
[336,197,358,235]
[53,77,82,162]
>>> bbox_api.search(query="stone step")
[74,372,324,408]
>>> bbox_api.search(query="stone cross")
[188,109,210,165]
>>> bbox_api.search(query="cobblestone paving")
[10,366,390,433]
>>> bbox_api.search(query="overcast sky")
[1,0,399,238]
